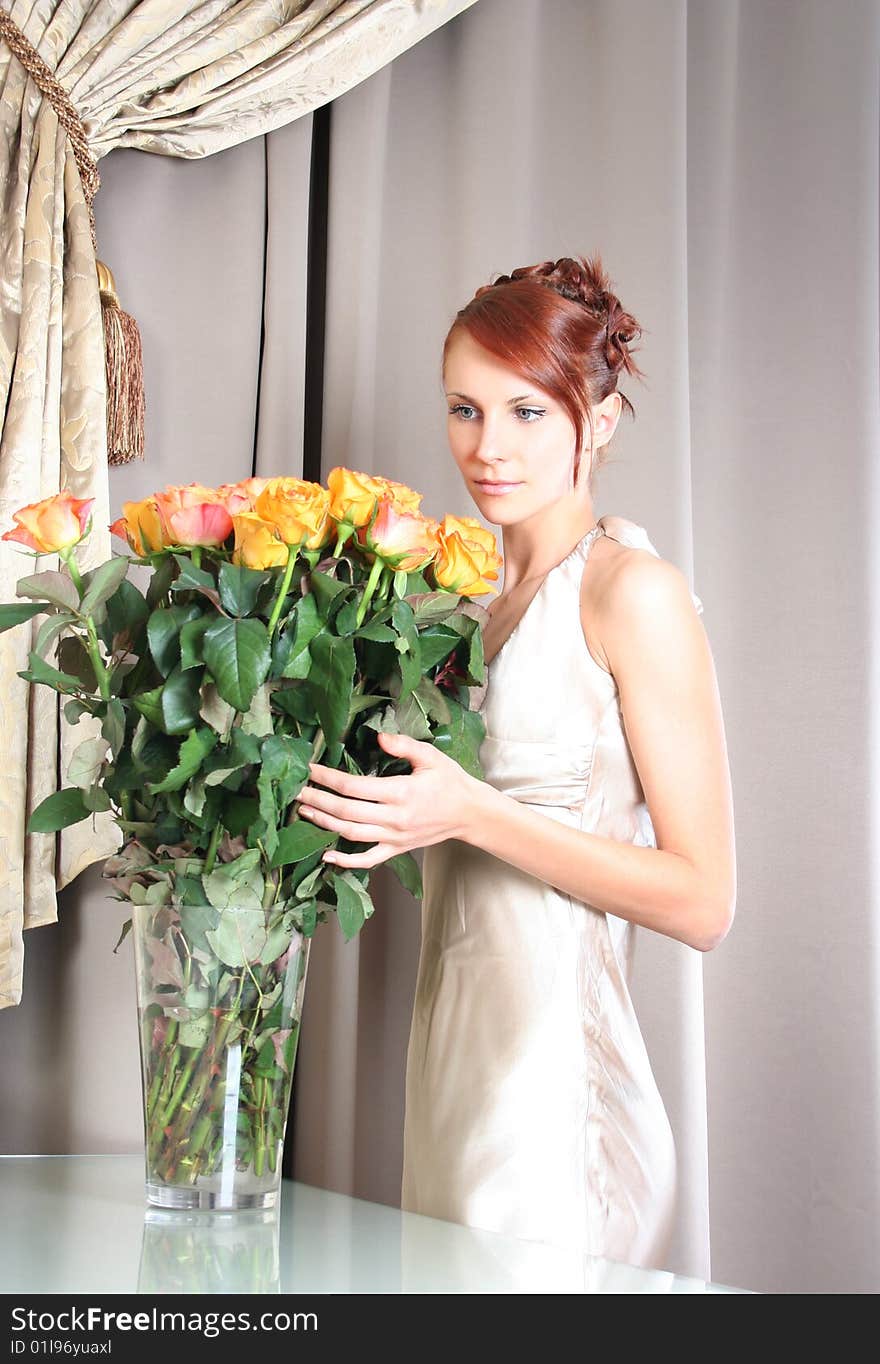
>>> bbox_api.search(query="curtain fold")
[289,0,880,1293]
[0,0,479,1008]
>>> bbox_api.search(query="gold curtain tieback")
[0,6,145,465]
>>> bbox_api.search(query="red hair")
[442,254,646,485]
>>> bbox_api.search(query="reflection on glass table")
[0,1156,752,1293]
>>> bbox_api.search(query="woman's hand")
[295,730,479,870]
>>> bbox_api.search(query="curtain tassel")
[97,260,145,465]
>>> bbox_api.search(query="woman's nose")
[474,420,502,463]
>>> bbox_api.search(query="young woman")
[295,254,736,1270]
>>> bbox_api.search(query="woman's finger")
[307,761,405,802]
[296,785,395,827]
[322,842,396,870]
[297,802,389,845]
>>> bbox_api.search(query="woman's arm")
[296,552,735,953]
[459,551,735,953]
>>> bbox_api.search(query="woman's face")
[443,329,584,525]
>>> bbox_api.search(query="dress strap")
[596,515,704,616]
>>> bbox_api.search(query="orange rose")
[217,477,269,515]
[3,490,94,554]
[254,478,331,549]
[373,476,422,513]
[356,497,440,571]
[154,484,233,547]
[110,495,168,555]
[231,513,288,569]
[432,524,502,596]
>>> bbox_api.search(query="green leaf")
[205,906,266,964]
[414,675,451,723]
[275,592,323,679]
[299,898,319,937]
[333,596,360,635]
[203,616,270,711]
[199,682,236,737]
[419,629,461,671]
[393,689,432,740]
[332,869,375,942]
[145,554,175,609]
[19,650,82,694]
[104,578,149,644]
[16,571,79,612]
[240,682,273,737]
[147,726,217,794]
[79,557,130,615]
[170,555,224,611]
[259,919,295,966]
[56,635,97,690]
[218,563,271,617]
[34,612,73,659]
[270,821,336,868]
[81,784,112,813]
[307,633,356,747]
[308,570,348,615]
[407,591,461,626]
[112,918,133,954]
[179,616,211,671]
[64,698,92,725]
[101,698,126,758]
[223,794,259,836]
[132,685,165,730]
[183,774,207,818]
[27,787,90,833]
[0,601,51,633]
[178,1012,214,1049]
[147,604,201,678]
[161,664,203,735]
[387,850,423,899]
[356,620,397,642]
[431,703,487,780]
[67,736,110,788]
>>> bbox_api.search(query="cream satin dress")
[401,514,704,1271]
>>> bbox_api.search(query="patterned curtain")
[0,0,479,1007]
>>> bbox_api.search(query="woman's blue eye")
[448,404,546,422]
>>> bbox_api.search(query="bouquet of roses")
[0,470,501,1197]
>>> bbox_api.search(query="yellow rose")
[3,490,94,554]
[254,478,331,549]
[110,496,167,555]
[356,497,440,571]
[231,513,289,569]
[439,513,497,556]
[432,525,502,596]
[326,467,388,529]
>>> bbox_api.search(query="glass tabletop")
[0,1155,751,1294]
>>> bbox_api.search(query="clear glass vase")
[131,899,311,1211]
[138,1208,281,1292]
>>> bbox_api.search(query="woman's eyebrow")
[445,391,541,405]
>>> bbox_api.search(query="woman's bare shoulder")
[581,536,693,673]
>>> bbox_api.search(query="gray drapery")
[0,0,479,1007]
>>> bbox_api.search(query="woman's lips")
[475,480,523,495]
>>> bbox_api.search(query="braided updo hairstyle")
[442,254,645,487]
